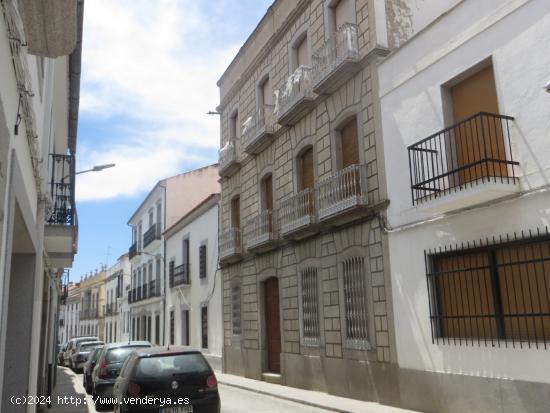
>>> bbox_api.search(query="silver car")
[71,341,104,372]
[64,336,99,369]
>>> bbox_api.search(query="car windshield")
[81,343,102,351]
[106,346,148,363]
[135,354,210,379]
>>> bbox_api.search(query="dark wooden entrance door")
[264,277,281,373]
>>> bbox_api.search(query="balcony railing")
[311,23,359,94]
[408,112,518,205]
[79,308,99,319]
[170,264,190,287]
[246,210,277,250]
[136,286,142,301]
[128,289,133,303]
[219,140,239,177]
[141,283,148,299]
[129,242,137,259]
[143,223,161,248]
[275,66,315,126]
[279,188,317,236]
[47,154,76,225]
[242,105,275,155]
[219,228,242,261]
[317,164,368,220]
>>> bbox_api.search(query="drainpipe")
[160,182,167,346]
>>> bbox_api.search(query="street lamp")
[75,163,116,175]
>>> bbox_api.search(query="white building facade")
[0,0,83,410]
[64,284,81,341]
[104,253,130,343]
[165,194,222,370]
[378,0,550,412]
[127,165,220,346]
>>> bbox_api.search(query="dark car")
[92,341,151,401]
[71,341,104,372]
[113,347,220,413]
[83,346,104,393]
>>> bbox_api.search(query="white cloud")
[77,0,240,201]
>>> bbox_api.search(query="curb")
[217,379,353,413]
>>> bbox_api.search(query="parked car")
[58,343,67,365]
[92,341,151,402]
[70,340,104,372]
[64,336,99,368]
[83,346,104,394]
[113,347,220,413]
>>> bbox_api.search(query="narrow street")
[51,368,333,413]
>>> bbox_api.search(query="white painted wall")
[165,202,222,367]
[378,0,550,384]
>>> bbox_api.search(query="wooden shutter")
[264,278,281,373]
[231,196,240,229]
[300,148,314,190]
[199,245,207,279]
[451,65,505,182]
[340,118,359,169]
[297,36,308,67]
[262,175,273,211]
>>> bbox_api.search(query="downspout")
[160,182,167,346]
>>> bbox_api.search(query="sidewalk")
[215,371,420,413]
[47,367,93,413]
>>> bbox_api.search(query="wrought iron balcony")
[143,223,161,248]
[317,164,368,220]
[170,264,190,287]
[219,228,242,262]
[128,289,133,303]
[311,23,360,95]
[219,140,240,177]
[79,308,99,319]
[149,279,162,296]
[276,66,315,126]
[242,105,275,155]
[129,242,137,259]
[279,188,317,237]
[136,286,142,302]
[245,210,278,251]
[47,154,76,225]
[408,112,518,206]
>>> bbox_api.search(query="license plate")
[160,406,193,413]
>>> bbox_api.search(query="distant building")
[65,283,81,340]
[0,0,84,408]
[104,254,130,343]
[165,193,222,370]
[79,269,106,340]
[127,164,220,345]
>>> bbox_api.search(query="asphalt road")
[75,373,331,413]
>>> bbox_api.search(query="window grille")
[199,245,207,279]
[169,310,175,345]
[231,283,242,336]
[342,256,370,349]
[426,228,550,348]
[201,306,208,349]
[301,267,320,345]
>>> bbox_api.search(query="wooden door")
[451,65,506,183]
[264,277,281,373]
[341,118,359,169]
[300,148,314,190]
[297,36,308,68]
[262,175,273,211]
[231,196,240,230]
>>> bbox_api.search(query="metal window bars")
[408,112,518,205]
[275,66,314,121]
[301,267,320,346]
[220,227,241,258]
[173,263,190,286]
[48,154,76,225]
[426,227,550,349]
[231,283,242,336]
[342,256,370,350]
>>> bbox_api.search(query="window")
[147,316,152,342]
[342,257,369,349]
[156,258,161,282]
[199,245,207,279]
[156,202,162,229]
[298,147,314,190]
[138,222,142,251]
[301,267,320,345]
[169,260,175,288]
[261,174,273,211]
[294,34,308,69]
[201,306,208,349]
[231,196,241,229]
[232,283,242,336]
[182,310,190,346]
[427,232,550,346]
[230,110,238,140]
[155,314,160,345]
[170,310,175,345]
[328,0,353,33]
[259,76,273,120]
[148,208,154,228]
[339,117,359,169]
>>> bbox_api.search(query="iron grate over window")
[231,283,242,336]
[199,245,207,279]
[301,267,320,346]
[426,228,550,349]
[342,256,370,350]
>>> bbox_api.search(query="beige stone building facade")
[217,0,397,403]
[79,269,106,340]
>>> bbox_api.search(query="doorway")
[263,277,281,374]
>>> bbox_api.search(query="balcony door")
[451,65,506,184]
[299,147,314,190]
[340,117,359,169]
[261,175,273,232]
[231,196,241,230]
[331,0,353,32]
[261,77,273,119]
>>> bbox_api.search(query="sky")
[71,0,273,281]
